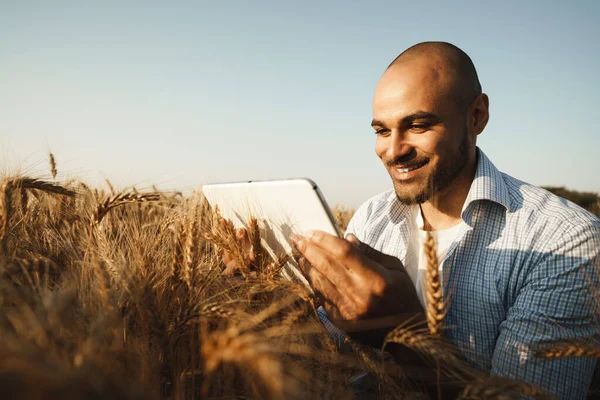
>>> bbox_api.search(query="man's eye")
[374,129,390,136]
[409,124,429,132]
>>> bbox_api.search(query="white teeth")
[397,165,419,173]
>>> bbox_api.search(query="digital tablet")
[202,178,341,288]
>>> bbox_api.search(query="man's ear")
[471,93,489,136]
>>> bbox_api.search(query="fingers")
[292,234,355,291]
[299,257,353,320]
[304,230,356,260]
[322,299,344,322]
[293,233,375,318]
[223,251,242,276]
[297,230,391,277]
[236,227,255,264]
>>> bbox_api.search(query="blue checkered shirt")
[343,148,600,399]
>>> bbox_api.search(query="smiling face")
[372,55,480,205]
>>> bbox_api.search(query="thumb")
[345,233,361,247]
[345,234,398,266]
[345,233,381,260]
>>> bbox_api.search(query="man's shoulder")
[354,189,397,215]
[501,172,600,236]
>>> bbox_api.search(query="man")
[289,42,600,399]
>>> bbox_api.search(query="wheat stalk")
[424,231,444,337]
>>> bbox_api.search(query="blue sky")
[1,0,598,207]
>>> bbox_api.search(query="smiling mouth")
[393,159,429,173]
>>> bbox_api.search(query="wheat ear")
[19,189,28,217]
[383,324,474,380]
[170,222,184,281]
[182,201,201,288]
[203,214,247,275]
[424,231,444,337]
[249,217,264,271]
[536,340,600,359]
[49,153,57,179]
[95,191,161,224]
[1,178,76,242]
[458,376,550,399]
[4,178,75,197]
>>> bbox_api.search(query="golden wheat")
[201,329,288,398]
[424,231,444,337]
[95,190,162,224]
[1,171,587,399]
[250,217,264,271]
[384,325,456,366]
[536,340,600,359]
[182,201,201,288]
[1,178,76,244]
[458,376,550,399]
[49,153,57,180]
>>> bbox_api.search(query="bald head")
[386,42,481,109]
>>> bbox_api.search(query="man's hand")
[219,220,255,276]
[290,230,424,343]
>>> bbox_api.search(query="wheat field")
[0,156,596,399]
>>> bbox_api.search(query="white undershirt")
[404,205,466,308]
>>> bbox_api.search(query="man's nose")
[385,130,413,162]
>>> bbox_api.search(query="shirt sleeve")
[490,221,600,399]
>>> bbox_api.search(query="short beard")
[392,127,470,205]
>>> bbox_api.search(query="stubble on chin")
[389,168,435,205]
[392,180,432,205]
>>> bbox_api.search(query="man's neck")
[419,159,477,232]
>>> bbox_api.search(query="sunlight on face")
[372,59,473,205]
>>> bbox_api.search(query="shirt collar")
[461,147,512,217]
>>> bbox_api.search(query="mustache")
[386,156,430,169]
